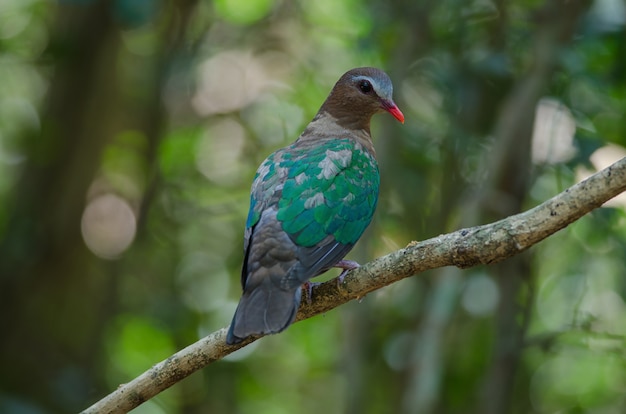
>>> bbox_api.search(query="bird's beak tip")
[381,99,405,124]
[388,104,405,124]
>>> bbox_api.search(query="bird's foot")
[303,261,360,303]
[333,260,360,286]
[302,281,321,304]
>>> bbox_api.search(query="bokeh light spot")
[461,273,499,316]
[214,0,275,25]
[192,50,274,115]
[81,193,137,259]
[531,98,576,164]
[195,117,246,185]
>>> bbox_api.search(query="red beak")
[381,100,405,124]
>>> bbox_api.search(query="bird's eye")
[358,80,373,94]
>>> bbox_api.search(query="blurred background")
[1,0,626,413]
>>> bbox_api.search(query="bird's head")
[321,67,404,130]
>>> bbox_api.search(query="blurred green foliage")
[1,0,626,413]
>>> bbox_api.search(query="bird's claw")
[303,260,360,303]
[302,281,320,304]
[334,260,360,286]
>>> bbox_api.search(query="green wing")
[275,139,379,247]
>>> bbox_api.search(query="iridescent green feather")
[273,138,379,247]
[246,138,379,247]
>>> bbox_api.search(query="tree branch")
[81,157,626,414]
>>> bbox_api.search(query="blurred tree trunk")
[0,1,119,410]
[478,2,592,413]
[395,2,512,412]
[374,0,594,413]
[0,0,196,410]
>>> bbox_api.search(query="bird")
[226,67,404,345]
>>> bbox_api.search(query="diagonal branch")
[81,157,626,414]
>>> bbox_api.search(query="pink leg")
[333,260,360,284]
[302,260,361,304]
[303,260,361,303]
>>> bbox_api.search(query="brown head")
[318,67,404,131]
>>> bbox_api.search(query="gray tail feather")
[226,285,302,345]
